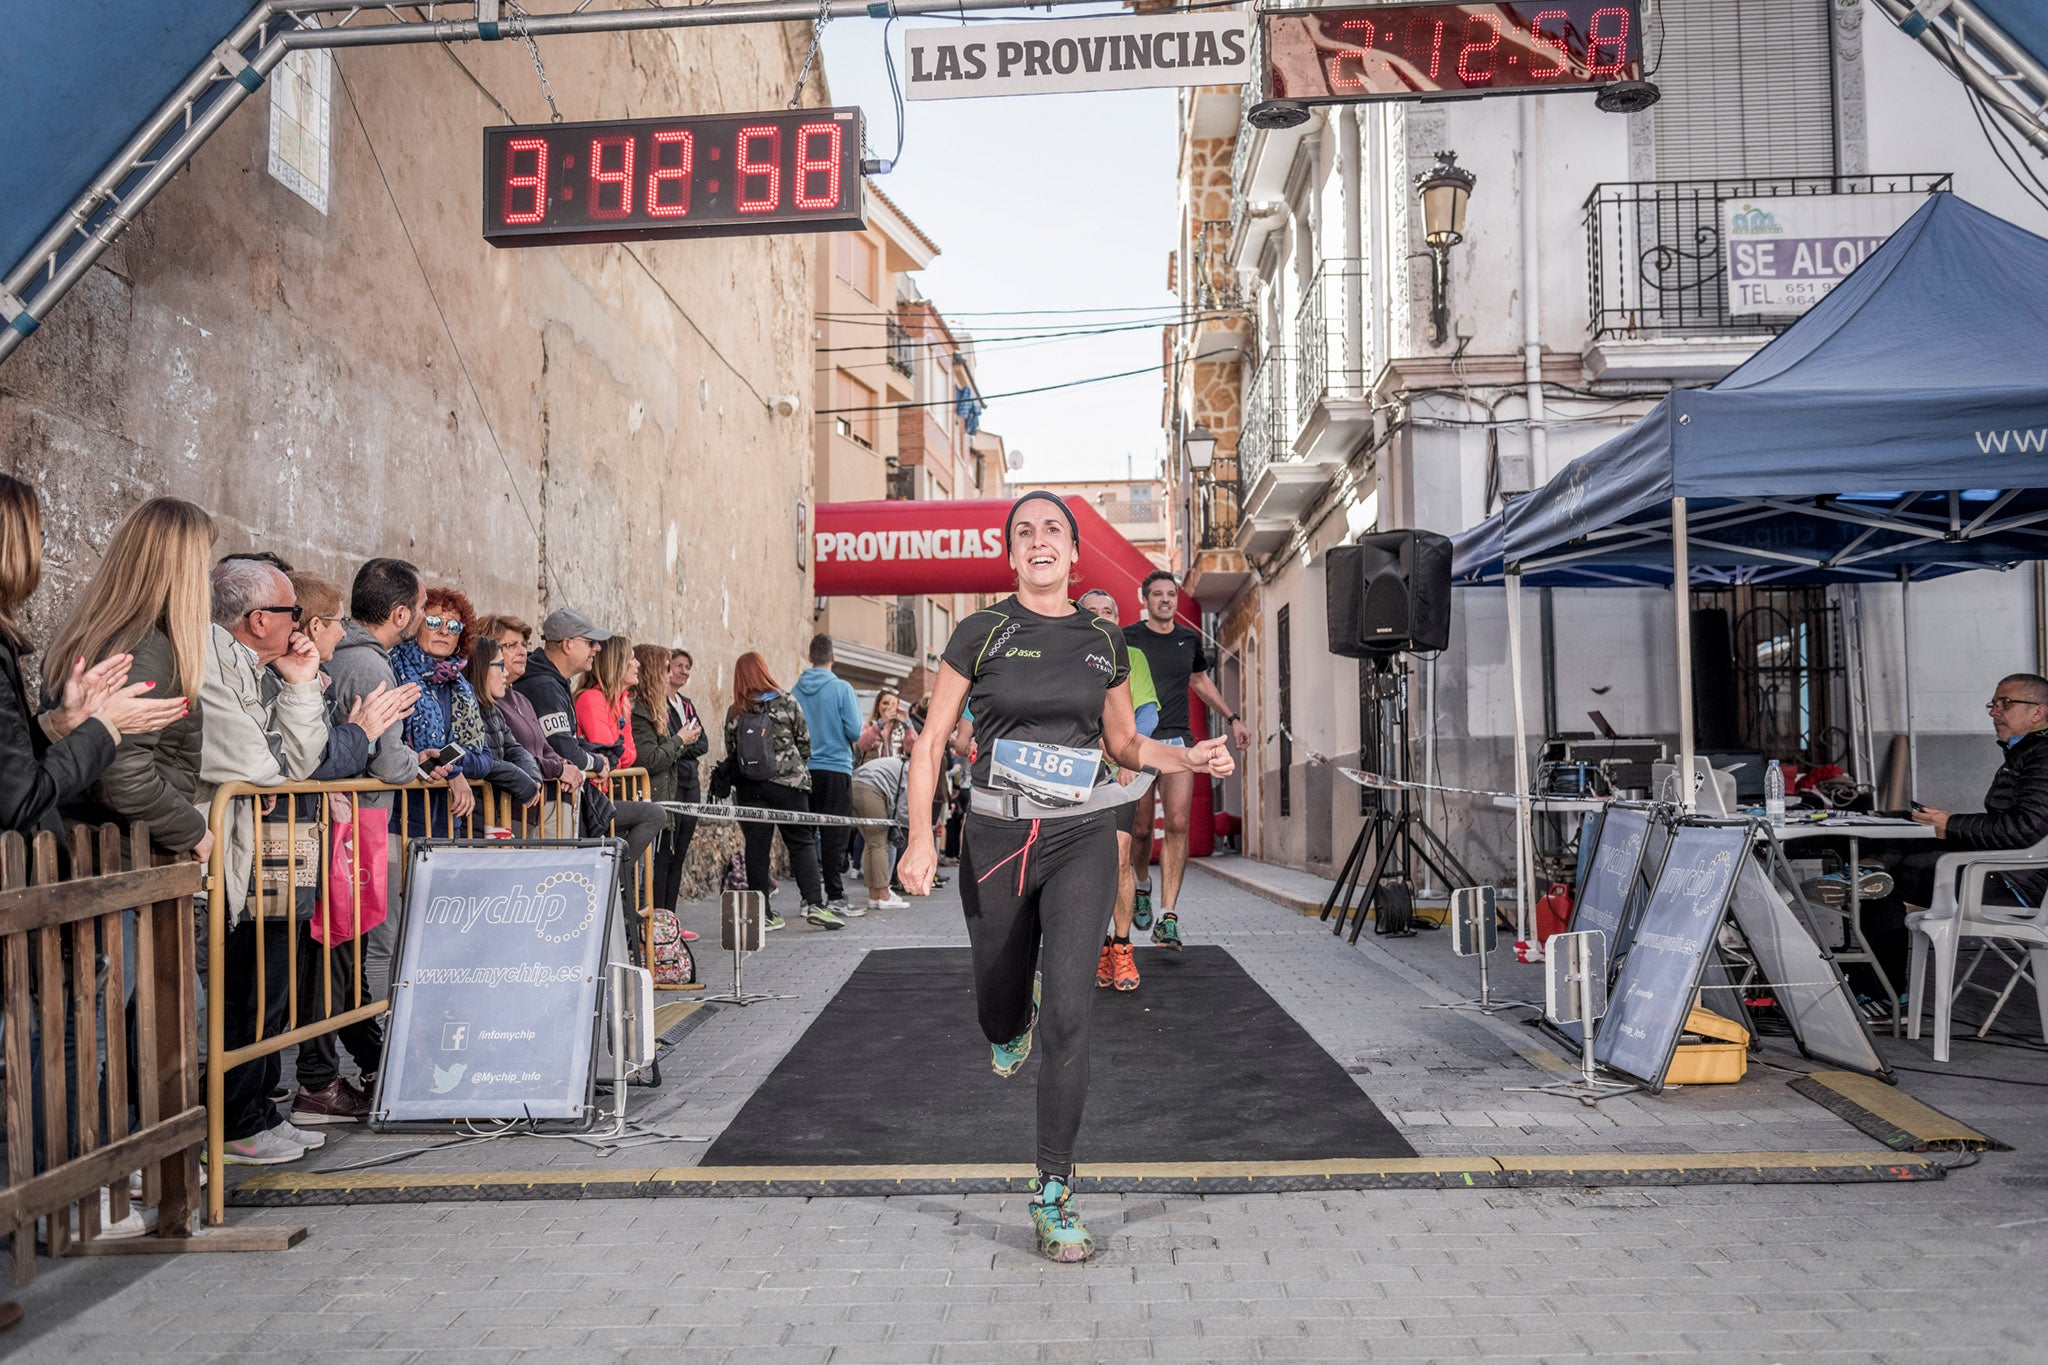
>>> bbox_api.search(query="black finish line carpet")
[700,944,1417,1167]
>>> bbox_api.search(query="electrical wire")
[813,358,1159,414]
[333,58,546,573]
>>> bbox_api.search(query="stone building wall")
[0,25,825,896]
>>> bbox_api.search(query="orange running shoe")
[1110,941,1140,992]
[1096,942,1115,988]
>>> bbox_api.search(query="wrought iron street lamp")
[1184,422,1217,473]
[1415,150,1476,347]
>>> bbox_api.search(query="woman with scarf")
[390,586,490,835]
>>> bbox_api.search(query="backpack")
[734,707,780,781]
[650,909,696,988]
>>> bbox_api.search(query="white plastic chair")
[1905,834,2048,1063]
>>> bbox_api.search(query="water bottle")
[1764,759,1786,823]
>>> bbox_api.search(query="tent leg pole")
[1673,498,1696,813]
[1901,568,1917,800]
[1507,570,1534,947]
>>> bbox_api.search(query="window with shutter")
[1653,0,1836,179]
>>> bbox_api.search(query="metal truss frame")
[0,0,1106,366]
[1873,0,2048,156]
[1499,489,2048,588]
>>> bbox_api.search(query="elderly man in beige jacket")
[196,556,330,1165]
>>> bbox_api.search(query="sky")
[819,10,1179,485]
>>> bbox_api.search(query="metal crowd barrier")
[200,768,655,1223]
[1,822,296,1307]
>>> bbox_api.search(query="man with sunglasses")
[1842,672,2048,1013]
[195,555,334,1164]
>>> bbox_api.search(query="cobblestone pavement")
[6,859,2044,1362]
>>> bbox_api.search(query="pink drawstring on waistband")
[976,818,1042,896]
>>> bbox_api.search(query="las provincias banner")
[813,497,1215,857]
[813,498,1193,627]
[903,15,1250,101]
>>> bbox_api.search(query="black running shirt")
[1122,620,1208,738]
[942,596,1130,790]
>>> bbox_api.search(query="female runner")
[897,491,1236,1262]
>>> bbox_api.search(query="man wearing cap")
[513,607,669,924]
[514,608,614,779]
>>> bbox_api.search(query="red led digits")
[587,134,635,219]
[1586,6,1632,77]
[794,121,842,210]
[502,137,549,225]
[735,125,782,214]
[1456,12,1504,84]
[1326,18,1376,91]
[1404,16,1447,80]
[1529,9,1574,78]
[647,129,693,218]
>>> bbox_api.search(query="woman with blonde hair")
[0,477,189,842]
[46,497,218,860]
[627,643,694,921]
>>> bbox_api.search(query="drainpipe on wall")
[1519,98,1548,485]
[1340,106,1365,399]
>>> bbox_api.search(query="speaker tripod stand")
[1322,655,1478,943]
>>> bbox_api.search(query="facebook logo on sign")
[441,1022,470,1052]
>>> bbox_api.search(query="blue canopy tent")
[1449,193,2048,926]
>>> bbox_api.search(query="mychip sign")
[374,841,619,1127]
[1721,192,1928,317]
[904,14,1250,100]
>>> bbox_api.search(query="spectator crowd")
[0,483,948,1182]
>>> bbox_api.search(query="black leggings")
[959,808,1119,1177]
[735,778,826,907]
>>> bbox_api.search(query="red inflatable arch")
[813,498,1215,857]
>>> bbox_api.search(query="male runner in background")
[1080,588,1155,990]
[1122,571,1250,948]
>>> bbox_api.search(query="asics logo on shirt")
[1004,648,1042,658]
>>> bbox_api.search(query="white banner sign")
[1721,192,1927,317]
[904,15,1250,101]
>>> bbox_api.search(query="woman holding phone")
[896,492,1235,1263]
[390,585,486,829]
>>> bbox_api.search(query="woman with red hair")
[722,650,836,930]
[391,586,490,830]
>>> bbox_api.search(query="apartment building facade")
[1166,0,2048,879]
[811,186,997,700]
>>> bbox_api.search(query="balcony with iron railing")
[1237,346,1293,498]
[886,598,918,659]
[1293,258,1371,436]
[886,317,915,377]
[1583,173,1950,375]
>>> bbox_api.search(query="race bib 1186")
[988,739,1102,807]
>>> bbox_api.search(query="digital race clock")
[482,107,866,247]
[1264,2,1642,105]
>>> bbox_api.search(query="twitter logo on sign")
[431,1062,468,1094]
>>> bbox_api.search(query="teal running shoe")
[1028,1176,1095,1263]
[1151,911,1183,950]
[992,976,1042,1078]
[1133,887,1153,932]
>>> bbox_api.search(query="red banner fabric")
[812,498,1212,856]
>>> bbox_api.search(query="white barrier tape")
[1338,766,1530,804]
[1268,723,1333,766]
[659,801,904,830]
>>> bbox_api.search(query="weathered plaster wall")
[1,26,822,730]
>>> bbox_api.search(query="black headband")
[1005,490,1080,547]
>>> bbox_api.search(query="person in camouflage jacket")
[721,651,835,927]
